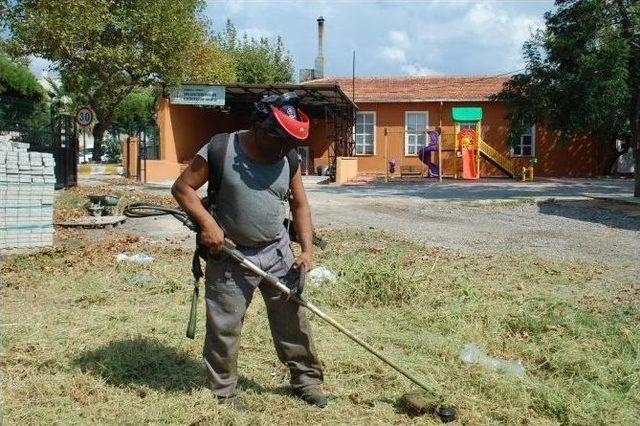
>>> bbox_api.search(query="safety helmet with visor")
[253,92,310,141]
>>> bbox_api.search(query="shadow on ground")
[237,376,291,397]
[77,338,298,397]
[77,337,207,392]
[537,199,640,231]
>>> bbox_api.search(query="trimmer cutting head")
[400,392,456,422]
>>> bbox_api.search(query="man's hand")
[293,251,312,272]
[199,222,225,254]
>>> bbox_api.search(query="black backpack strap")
[286,148,300,180]
[206,132,231,205]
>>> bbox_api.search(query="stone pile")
[0,139,55,254]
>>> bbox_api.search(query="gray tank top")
[199,131,289,247]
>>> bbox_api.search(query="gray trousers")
[203,231,323,397]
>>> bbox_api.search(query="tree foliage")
[5,1,295,162]
[5,0,206,160]
[111,89,156,135]
[0,52,46,127]
[185,39,236,84]
[215,20,294,84]
[0,52,43,100]
[496,0,640,195]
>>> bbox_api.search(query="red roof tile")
[303,76,509,103]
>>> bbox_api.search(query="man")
[171,93,326,409]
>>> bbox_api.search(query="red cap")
[270,105,310,141]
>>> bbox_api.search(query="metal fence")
[0,96,78,188]
[139,125,159,160]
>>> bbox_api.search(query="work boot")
[216,395,247,413]
[293,386,328,408]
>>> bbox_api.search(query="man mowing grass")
[171,93,326,411]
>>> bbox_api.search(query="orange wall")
[158,98,248,165]
[156,97,614,182]
[303,101,613,177]
[157,97,331,179]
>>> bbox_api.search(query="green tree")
[111,89,156,136]
[497,0,640,196]
[0,52,45,127]
[185,39,236,84]
[216,20,294,84]
[0,53,42,99]
[42,75,75,115]
[6,0,207,161]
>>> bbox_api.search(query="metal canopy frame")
[178,83,357,179]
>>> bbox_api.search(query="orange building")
[127,83,355,183]
[138,77,614,183]
[305,76,615,179]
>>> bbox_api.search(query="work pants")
[203,231,323,397]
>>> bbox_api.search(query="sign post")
[75,106,94,163]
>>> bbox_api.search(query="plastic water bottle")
[459,344,526,378]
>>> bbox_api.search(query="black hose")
[123,202,197,232]
[123,202,328,250]
[124,202,211,274]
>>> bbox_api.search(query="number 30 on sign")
[75,106,94,127]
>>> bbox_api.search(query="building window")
[405,111,428,155]
[513,126,535,157]
[354,112,375,155]
[459,122,477,131]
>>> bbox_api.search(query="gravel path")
[306,178,639,265]
[97,176,638,269]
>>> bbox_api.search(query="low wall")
[140,160,183,183]
[77,164,123,175]
[335,157,358,185]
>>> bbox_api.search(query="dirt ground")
[101,176,640,267]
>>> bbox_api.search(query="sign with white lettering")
[170,85,226,106]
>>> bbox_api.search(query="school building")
[129,76,614,183]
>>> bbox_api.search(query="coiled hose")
[123,202,197,232]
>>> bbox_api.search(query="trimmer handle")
[221,239,245,263]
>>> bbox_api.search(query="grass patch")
[2,229,638,424]
[456,197,537,208]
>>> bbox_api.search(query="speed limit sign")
[75,106,94,127]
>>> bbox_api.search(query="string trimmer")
[124,202,456,422]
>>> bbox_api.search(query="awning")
[452,107,483,122]
[175,83,357,117]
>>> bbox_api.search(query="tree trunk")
[634,107,639,197]
[91,121,107,163]
[632,52,640,197]
[616,0,640,196]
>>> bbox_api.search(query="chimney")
[314,16,325,79]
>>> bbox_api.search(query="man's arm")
[171,156,225,253]
[289,168,313,271]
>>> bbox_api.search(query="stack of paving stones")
[0,140,56,254]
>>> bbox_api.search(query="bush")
[103,138,121,163]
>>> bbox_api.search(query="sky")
[29,0,556,80]
[203,0,555,79]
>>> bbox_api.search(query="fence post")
[384,128,389,182]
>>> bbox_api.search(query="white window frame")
[353,111,376,156]
[459,122,477,131]
[404,111,429,156]
[512,125,536,157]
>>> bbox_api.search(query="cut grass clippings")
[1,229,638,424]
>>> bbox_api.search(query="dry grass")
[1,229,638,425]
[53,185,177,222]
